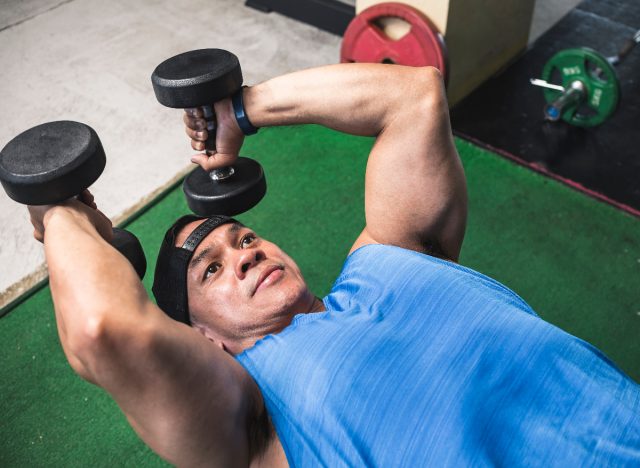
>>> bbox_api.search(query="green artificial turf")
[1,125,638,466]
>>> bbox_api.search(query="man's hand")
[28,190,113,243]
[183,98,244,172]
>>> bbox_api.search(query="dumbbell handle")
[530,78,565,92]
[201,105,235,181]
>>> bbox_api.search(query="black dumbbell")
[151,48,266,216]
[0,121,147,279]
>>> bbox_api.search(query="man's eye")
[204,263,220,279]
[241,234,256,248]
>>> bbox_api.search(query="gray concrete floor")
[0,0,581,309]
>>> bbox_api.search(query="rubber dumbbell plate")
[183,157,266,216]
[112,228,147,279]
[151,49,243,108]
[0,121,105,205]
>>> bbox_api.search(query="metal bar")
[544,81,585,121]
[530,78,565,92]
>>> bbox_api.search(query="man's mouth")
[253,265,284,295]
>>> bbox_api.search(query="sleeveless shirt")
[237,244,640,467]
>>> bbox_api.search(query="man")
[29,64,639,467]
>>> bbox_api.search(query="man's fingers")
[28,206,46,243]
[185,113,207,152]
[81,190,94,202]
[183,113,206,131]
[191,139,205,152]
[33,229,43,243]
[78,190,98,209]
[185,107,204,118]
[79,190,96,206]
[95,208,113,227]
[190,152,236,172]
[191,153,215,171]
[185,126,207,142]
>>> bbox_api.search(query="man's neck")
[309,296,326,313]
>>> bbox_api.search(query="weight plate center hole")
[373,17,412,41]
[586,59,609,84]
[551,67,563,87]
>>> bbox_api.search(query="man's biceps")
[428,199,467,260]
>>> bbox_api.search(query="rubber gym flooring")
[1,126,639,466]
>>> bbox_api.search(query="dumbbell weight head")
[112,228,147,279]
[0,121,105,205]
[184,157,266,216]
[151,48,243,108]
[0,121,146,279]
[151,49,267,216]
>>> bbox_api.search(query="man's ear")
[210,337,230,354]
[192,322,217,343]
[192,322,229,352]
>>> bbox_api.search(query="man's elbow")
[64,312,112,382]
[416,66,447,111]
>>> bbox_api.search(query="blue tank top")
[236,244,640,467]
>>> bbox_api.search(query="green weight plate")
[541,47,620,127]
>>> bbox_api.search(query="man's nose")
[235,249,265,279]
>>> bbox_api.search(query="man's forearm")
[244,63,442,137]
[43,207,149,378]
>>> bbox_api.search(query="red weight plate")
[341,2,449,84]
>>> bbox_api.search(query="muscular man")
[30,64,639,467]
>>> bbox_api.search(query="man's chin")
[255,282,310,316]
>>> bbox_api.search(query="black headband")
[152,214,236,324]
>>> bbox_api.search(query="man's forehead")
[182,221,248,273]
[174,219,244,249]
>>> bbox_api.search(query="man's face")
[175,220,314,354]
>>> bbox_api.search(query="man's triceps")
[361,88,467,259]
[84,309,256,465]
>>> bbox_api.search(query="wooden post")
[356,0,536,105]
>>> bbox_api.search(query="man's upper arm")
[84,303,258,467]
[351,67,467,261]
